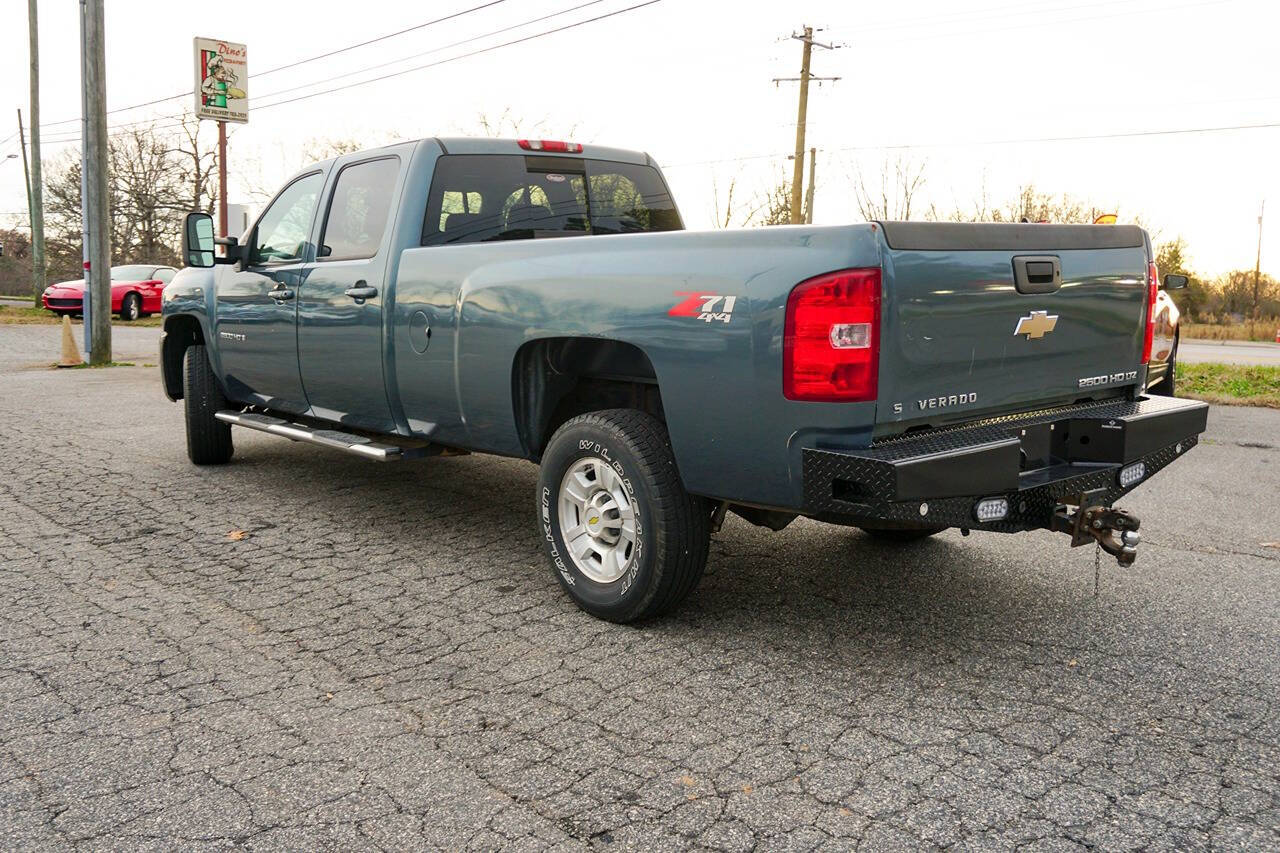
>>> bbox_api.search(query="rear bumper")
[803,395,1208,531]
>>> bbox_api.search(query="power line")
[251,0,664,113]
[37,0,514,131]
[660,119,1280,169]
[251,0,608,104]
[30,0,660,149]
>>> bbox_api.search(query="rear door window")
[319,157,400,261]
[422,154,680,246]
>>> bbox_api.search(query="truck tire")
[182,344,233,465]
[120,293,141,321]
[859,526,945,542]
[537,409,709,623]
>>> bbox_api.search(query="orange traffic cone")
[58,315,84,367]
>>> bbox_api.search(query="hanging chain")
[1094,541,1101,597]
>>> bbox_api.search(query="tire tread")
[546,409,708,622]
[183,344,233,465]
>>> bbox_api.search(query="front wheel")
[119,293,141,321]
[537,409,709,623]
[182,344,233,465]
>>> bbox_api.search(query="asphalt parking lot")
[1,325,1277,850]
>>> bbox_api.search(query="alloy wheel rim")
[557,456,637,584]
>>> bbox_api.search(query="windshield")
[110,265,158,280]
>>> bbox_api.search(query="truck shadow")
[220,438,1171,660]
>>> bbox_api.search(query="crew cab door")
[214,171,324,414]
[296,155,402,433]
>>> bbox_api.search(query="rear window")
[422,154,681,246]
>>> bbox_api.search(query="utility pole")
[17,111,32,234]
[218,121,228,238]
[28,0,45,308]
[1252,200,1265,340]
[774,26,839,224]
[804,147,817,224]
[83,0,110,364]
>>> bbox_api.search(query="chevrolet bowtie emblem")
[1014,310,1059,339]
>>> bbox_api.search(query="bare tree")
[854,156,927,221]
[174,113,217,215]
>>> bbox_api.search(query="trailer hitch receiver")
[1052,491,1142,566]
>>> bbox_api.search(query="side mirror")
[184,213,215,268]
[1162,273,1189,291]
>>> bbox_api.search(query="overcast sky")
[1,0,1276,276]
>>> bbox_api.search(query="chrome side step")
[215,410,418,461]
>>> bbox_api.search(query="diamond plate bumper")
[803,395,1208,532]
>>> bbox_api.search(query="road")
[1,324,1277,850]
[1180,339,1280,366]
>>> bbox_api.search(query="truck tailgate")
[876,222,1150,427]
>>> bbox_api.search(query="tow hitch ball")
[1052,494,1142,566]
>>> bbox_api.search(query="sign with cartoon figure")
[193,37,248,123]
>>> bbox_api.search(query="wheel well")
[513,337,663,459]
[161,314,205,400]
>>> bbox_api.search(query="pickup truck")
[161,136,1208,623]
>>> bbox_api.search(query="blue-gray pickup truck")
[162,137,1207,622]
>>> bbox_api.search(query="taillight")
[1142,261,1158,364]
[517,139,583,153]
[783,268,881,402]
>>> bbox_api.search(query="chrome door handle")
[344,284,378,304]
[269,288,295,301]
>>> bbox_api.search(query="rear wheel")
[537,409,709,623]
[182,344,233,465]
[119,293,141,321]
[859,526,946,542]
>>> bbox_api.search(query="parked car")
[160,137,1208,623]
[42,264,177,320]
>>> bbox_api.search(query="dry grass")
[1182,322,1280,342]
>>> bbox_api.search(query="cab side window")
[251,172,324,265]
[319,157,400,261]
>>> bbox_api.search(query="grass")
[1182,322,1279,342]
[1177,362,1280,408]
[0,304,163,327]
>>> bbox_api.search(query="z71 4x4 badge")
[669,292,737,324]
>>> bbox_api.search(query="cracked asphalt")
[1,324,1277,850]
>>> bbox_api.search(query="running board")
[215,410,423,461]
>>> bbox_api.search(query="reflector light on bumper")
[974,497,1009,522]
[1119,461,1146,488]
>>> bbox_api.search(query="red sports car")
[41,264,177,321]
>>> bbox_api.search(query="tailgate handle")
[1012,255,1062,294]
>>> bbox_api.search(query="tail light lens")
[783,268,881,401]
[1142,261,1158,364]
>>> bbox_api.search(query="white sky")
[1,0,1277,277]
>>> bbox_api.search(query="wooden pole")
[218,121,228,238]
[28,0,45,308]
[789,26,812,225]
[84,0,111,364]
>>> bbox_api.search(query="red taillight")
[1142,261,1158,365]
[783,268,881,402]
[517,139,583,153]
